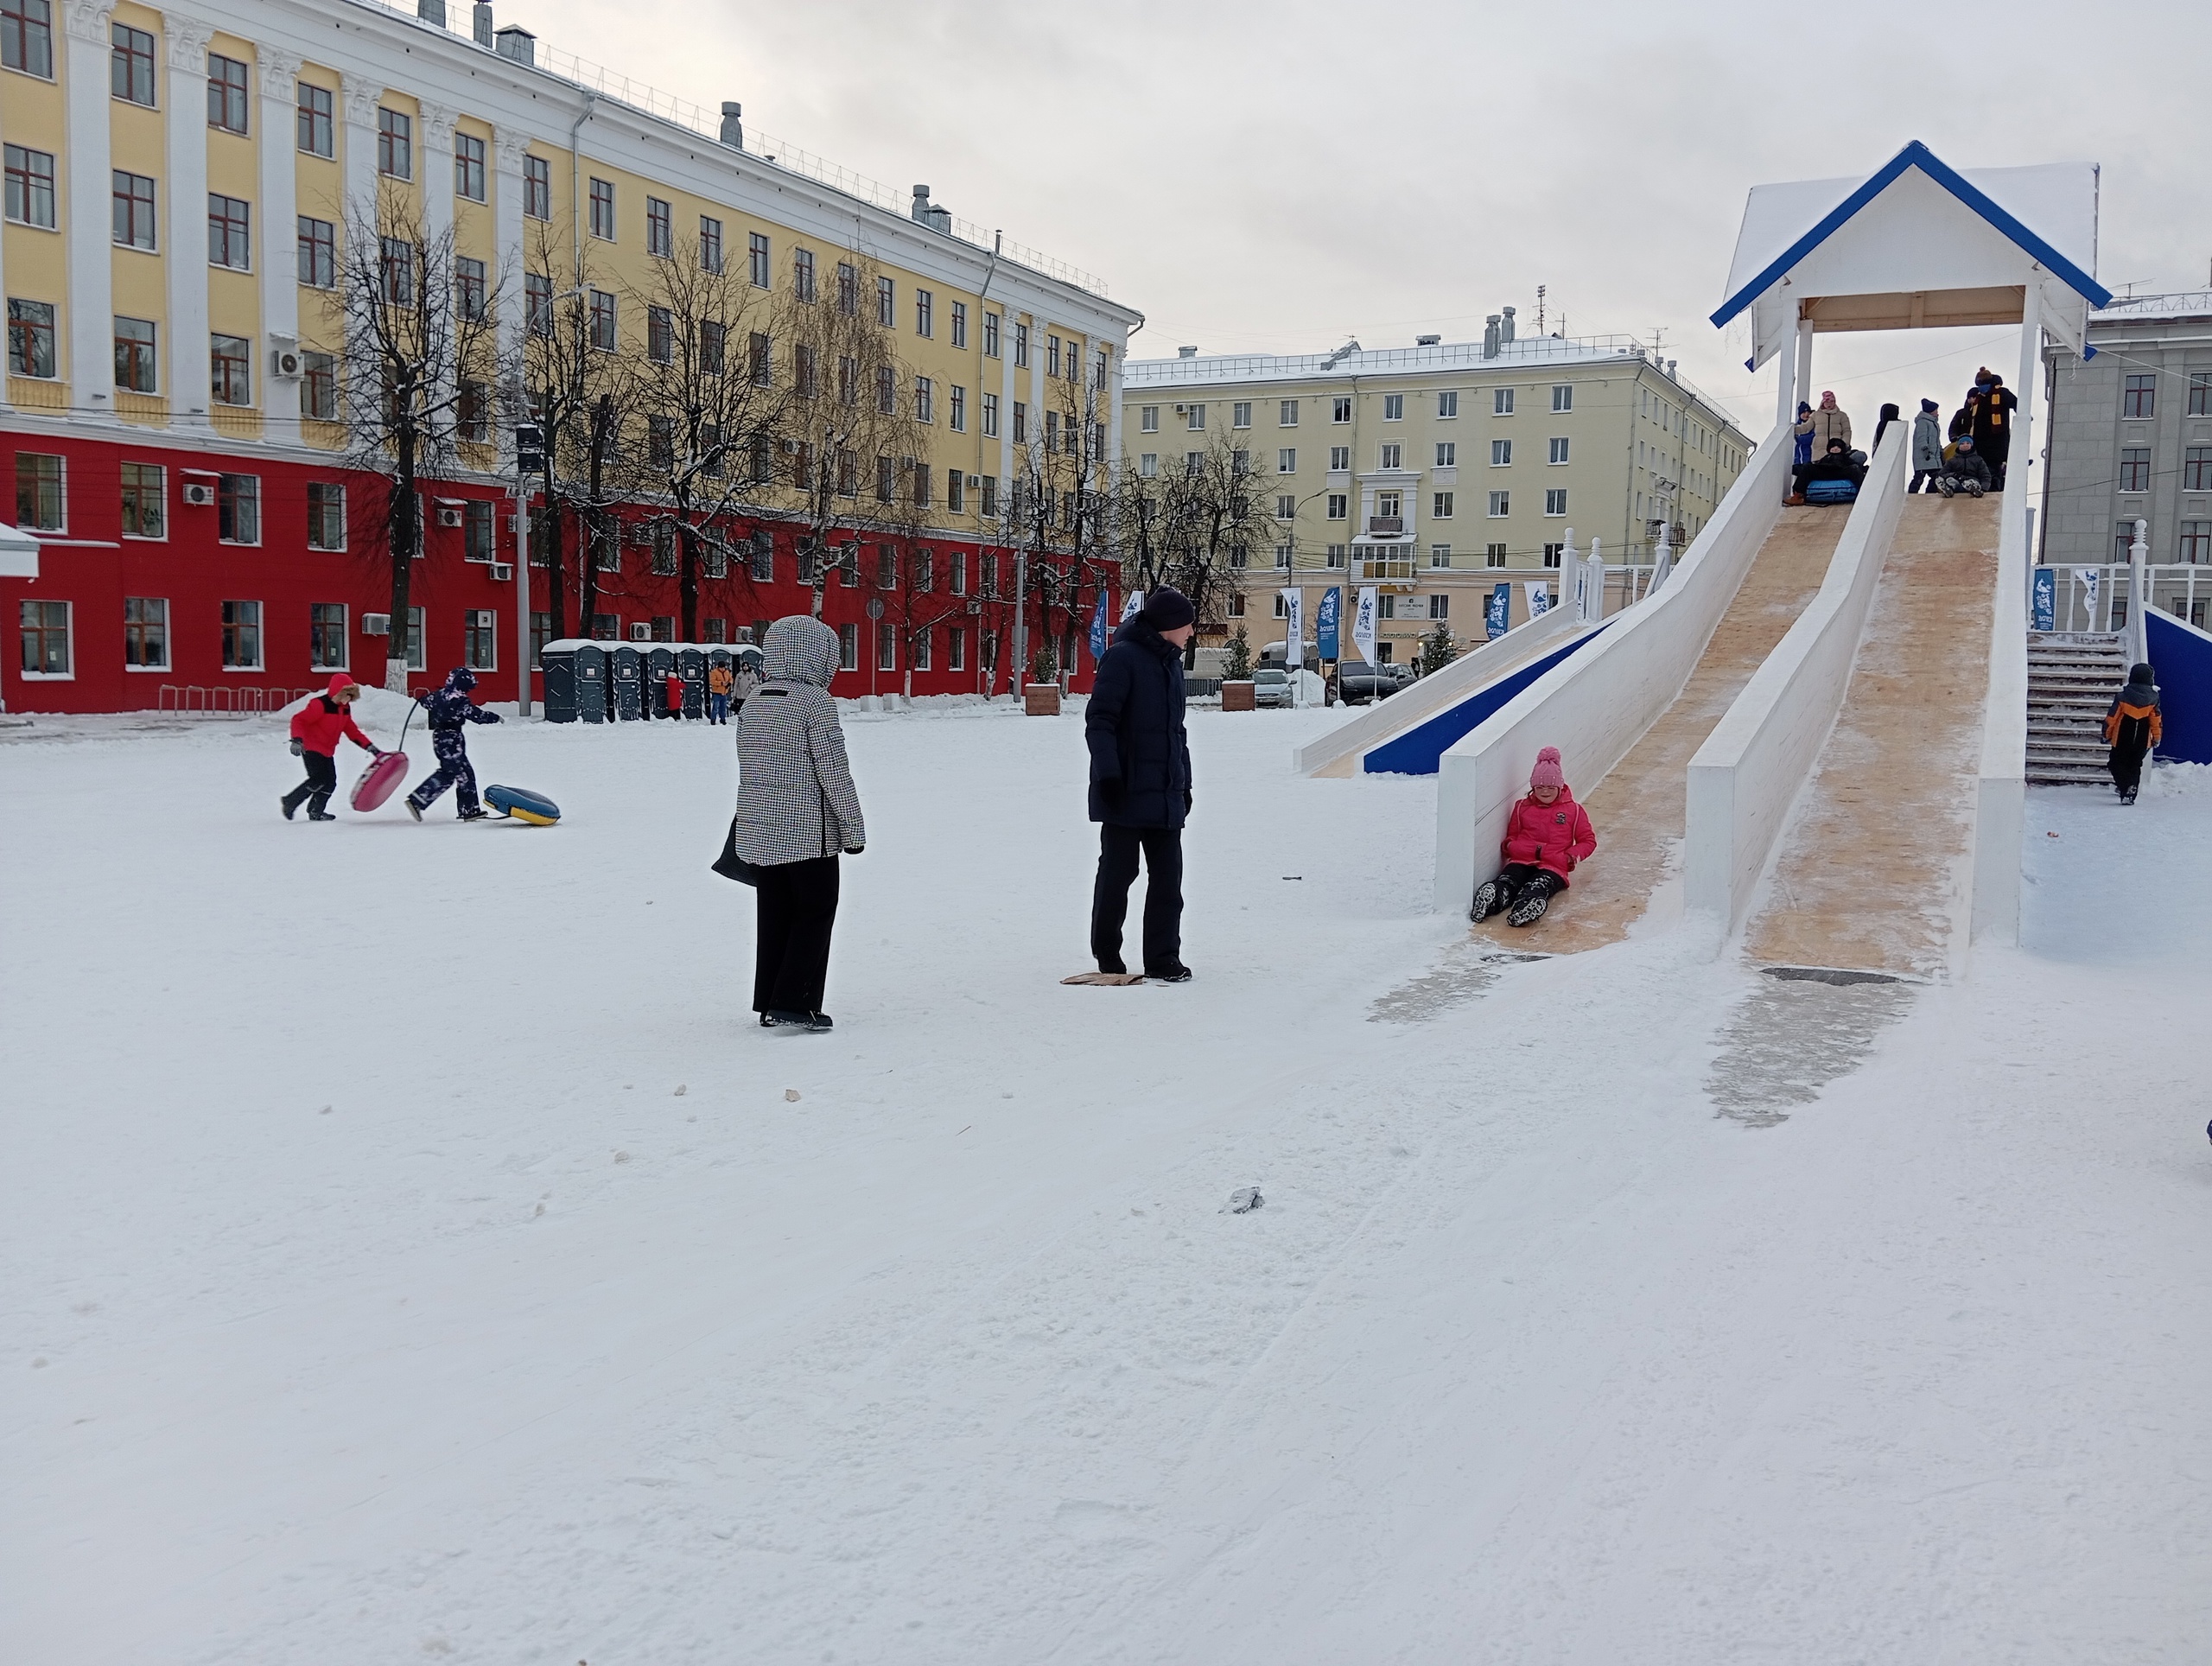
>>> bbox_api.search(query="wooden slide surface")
[1744,495,1999,979]
[1471,506,1846,952]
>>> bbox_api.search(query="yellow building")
[1122,315,1751,664]
[2,0,1138,706]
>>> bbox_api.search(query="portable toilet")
[610,644,644,720]
[645,645,676,717]
[575,643,608,722]
[677,647,707,717]
[540,642,579,723]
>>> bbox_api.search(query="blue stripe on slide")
[1361,627,1607,777]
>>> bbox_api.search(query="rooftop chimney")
[1500,305,1516,344]
[1482,315,1502,359]
[1178,345,1198,359]
[471,2,493,45]
[1667,359,1679,381]
[493,24,534,65]
[416,0,446,24]
[910,185,951,234]
[1415,334,1441,347]
[718,102,743,149]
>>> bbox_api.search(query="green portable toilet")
[575,643,608,722]
[645,645,676,717]
[610,645,644,720]
[677,648,707,717]
[541,641,580,722]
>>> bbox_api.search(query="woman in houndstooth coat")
[733,615,866,1029]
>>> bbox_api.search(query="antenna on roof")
[1535,284,1546,335]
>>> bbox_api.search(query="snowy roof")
[1713,141,2108,368]
[2084,291,2212,326]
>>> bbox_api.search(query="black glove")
[289,737,303,757]
[843,845,865,855]
[1184,788,1194,815]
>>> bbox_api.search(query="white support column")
[1794,316,1815,415]
[416,101,457,424]
[63,1,118,423]
[162,16,214,428]
[1772,318,1797,429]
[257,47,302,448]
[338,73,381,225]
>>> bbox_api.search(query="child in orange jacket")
[2103,663,2161,804]
[1471,746,1598,926]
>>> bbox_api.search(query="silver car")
[1251,666,1294,708]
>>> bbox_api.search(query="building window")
[302,352,337,420]
[684,215,718,277]
[1488,491,1510,517]
[1433,491,1454,519]
[1271,493,1294,520]
[1430,543,1452,569]
[114,315,157,392]
[1544,488,1568,517]
[207,194,250,270]
[19,598,69,676]
[1332,397,1352,423]
[15,450,62,530]
[110,22,156,103]
[877,275,895,327]
[378,235,415,305]
[1491,439,1512,467]
[465,608,498,670]
[116,460,165,537]
[1382,393,1404,421]
[456,380,490,444]
[2181,520,2212,563]
[836,622,858,671]
[218,473,260,543]
[2,0,52,77]
[308,603,347,669]
[834,261,858,316]
[1013,321,1028,366]
[588,176,613,239]
[1494,387,1516,416]
[1484,543,1508,567]
[1046,334,1061,377]
[2183,446,2212,493]
[447,257,486,325]
[980,476,997,518]
[1138,405,1160,434]
[643,194,671,257]
[1542,542,1564,568]
[297,82,333,156]
[377,109,412,180]
[1428,594,1450,620]
[2119,448,2151,493]
[1381,443,1402,470]
[2190,374,2212,417]
[207,53,249,134]
[588,289,616,352]
[124,597,168,668]
[1272,448,1294,474]
[1317,446,1342,472]
[1326,493,1347,520]
[877,366,898,415]
[296,215,335,287]
[1548,436,1570,465]
[5,143,56,226]
[9,298,56,378]
[307,482,345,549]
[108,170,158,251]
[746,531,772,582]
[950,299,967,347]
[916,288,933,337]
[220,600,262,670]
[1231,400,1252,429]
[523,155,550,219]
[1433,442,1456,467]
[1268,543,1289,569]
[1186,404,1206,432]
[947,384,966,434]
[2121,373,2155,420]
[645,304,672,365]
[453,132,486,202]
[210,334,252,405]
[1552,384,1573,413]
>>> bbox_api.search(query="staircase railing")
[2031,563,2211,636]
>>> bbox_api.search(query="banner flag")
[1089,590,1111,659]
[1122,588,1145,622]
[1315,586,1342,661]
[1280,588,1303,670]
[1352,587,1378,664]
[2031,568,2056,633]
[2079,566,2101,629]
[1525,581,1552,619]
[1486,583,1511,640]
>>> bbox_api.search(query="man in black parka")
[1086,588,1197,981]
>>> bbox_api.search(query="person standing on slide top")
[1087,587,1196,982]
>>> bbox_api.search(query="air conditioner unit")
[363,613,392,635]
[270,347,302,379]
[490,563,513,582]
[181,481,216,506]
[964,600,981,614]
[470,609,497,629]
[965,474,982,489]
[629,623,651,641]
[437,506,465,529]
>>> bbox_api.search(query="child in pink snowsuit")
[1471,746,1597,926]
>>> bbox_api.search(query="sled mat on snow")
[1061,971,1146,985]
[1470,506,1846,955]
[1745,494,1999,981]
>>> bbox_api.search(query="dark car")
[1336,660,1396,703]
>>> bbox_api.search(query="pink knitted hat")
[1529,747,1565,792]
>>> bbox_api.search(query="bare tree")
[627,234,794,640]
[1110,423,1274,667]
[998,371,1119,686]
[325,186,505,690]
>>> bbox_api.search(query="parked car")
[1336,660,1396,703]
[1251,666,1294,708]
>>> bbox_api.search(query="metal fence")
[157,685,315,713]
[2035,563,2212,634]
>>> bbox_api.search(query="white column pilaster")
[257,47,302,447]
[338,72,381,225]
[162,16,214,427]
[416,101,457,431]
[64,1,118,423]
[491,125,526,421]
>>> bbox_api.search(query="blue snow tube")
[484,783,561,825]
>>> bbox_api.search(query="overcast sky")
[513,0,2212,439]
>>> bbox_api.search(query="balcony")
[1366,515,1403,536]
[1352,554,1418,588]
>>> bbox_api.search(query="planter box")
[1024,683,1063,716]
[1221,679,1257,712]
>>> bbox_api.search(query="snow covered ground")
[3,705,2208,1664]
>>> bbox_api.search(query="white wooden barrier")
[1682,428,1910,933]
[1432,418,1794,913]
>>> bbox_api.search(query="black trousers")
[1090,823,1184,971]
[2108,744,2147,797]
[283,749,339,816]
[753,855,840,1014]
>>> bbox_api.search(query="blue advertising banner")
[2031,567,2056,633]
[1089,590,1111,659]
[1485,583,1511,640]
[1316,587,1342,660]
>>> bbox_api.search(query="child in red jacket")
[1471,746,1598,926]
[282,673,382,821]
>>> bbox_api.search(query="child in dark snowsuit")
[283,673,381,821]
[1471,746,1599,927]
[1938,436,1992,498]
[405,667,500,820]
[2102,662,2160,804]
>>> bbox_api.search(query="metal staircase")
[2026,633,2127,786]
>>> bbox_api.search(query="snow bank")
[273,684,420,734]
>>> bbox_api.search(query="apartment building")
[2042,293,2212,604]
[1,0,1139,710]
[1122,313,1751,664]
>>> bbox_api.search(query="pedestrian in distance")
[1948,388,1981,450]
[707,660,734,726]
[731,654,760,724]
[405,667,500,821]
[732,616,865,1031]
[2103,662,2161,805]
[1470,747,1597,928]
[1910,398,1944,492]
[1973,373,2019,490]
[660,669,684,720]
[1937,436,1992,498]
[282,673,381,821]
[1086,586,1197,982]
[1871,401,1902,456]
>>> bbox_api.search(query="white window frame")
[1279,398,1299,427]
[1435,442,1455,467]
[1544,488,1568,518]
[1232,400,1251,429]
[1488,491,1510,518]
[1551,385,1573,412]
[1491,439,1512,467]
[1140,404,1158,433]
[1548,436,1570,465]
[1382,393,1403,421]
[1332,397,1352,424]
[1493,387,1515,416]
[1278,448,1296,474]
